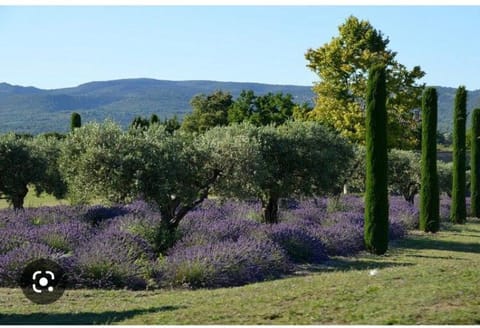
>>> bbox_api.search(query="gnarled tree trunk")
[11,185,28,210]
[262,196,279,224]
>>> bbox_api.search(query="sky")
[1,6,480,89]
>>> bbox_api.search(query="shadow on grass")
[402,237,480,254]
[448,232,480,238]
[405,254,469,261]
[0,305,184,325]
[295,258,414,275]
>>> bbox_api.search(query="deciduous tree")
[305,16,424,149]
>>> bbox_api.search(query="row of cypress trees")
[420,86,480,231]
[364,65,480,254]
[450,88,480,221]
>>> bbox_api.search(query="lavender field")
[0,195,443,291]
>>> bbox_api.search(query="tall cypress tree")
[420,87,439,232]
[150,114,160,125]
[70,112,82,131]
[451,86,467,224]
[364,64,389,255]
[470,108,480,217]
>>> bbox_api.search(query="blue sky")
[1,6,480,89]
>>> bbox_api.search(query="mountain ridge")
[0,78,479,134]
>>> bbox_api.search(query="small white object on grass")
[369,269,379,276]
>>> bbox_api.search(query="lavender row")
[0,195,425,289]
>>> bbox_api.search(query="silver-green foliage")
[59,121,257,228]
[0,134,66,209]
[215,121,354,223]
[348,147,421,202]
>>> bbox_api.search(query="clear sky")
[1,6,480,89]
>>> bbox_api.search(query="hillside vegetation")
[1,79,480,134]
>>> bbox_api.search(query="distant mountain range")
[0,78,479,134]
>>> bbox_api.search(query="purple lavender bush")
[178,215,262,247]
[160,237,291,288]
[73,225,155,289]
[0,243,63,287]
[264,223,328,263]
[33,220,92,253]
[0,194,420,290]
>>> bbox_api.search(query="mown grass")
[0,190,67,209]
[1,219,480,324]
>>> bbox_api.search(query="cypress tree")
[70,112,82,131]
[420,87,439,232]
[150,114,160,124]
[364,64,389,255]
[470,108,480,217]
[451,86,467,224]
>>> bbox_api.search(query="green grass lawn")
[1,220,480,324]
[0,190,67,209]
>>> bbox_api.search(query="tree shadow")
[294,258,414,276]
[405,254,470,261]
[402,237,480,254]
[0,305,184,325]
[447,232,480,238]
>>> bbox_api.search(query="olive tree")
[216,121,354,223]
[59,121,257,231]
[0,134,66,209]
[347,146,420,203]
[59,121,140,204]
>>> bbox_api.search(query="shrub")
[178,215,262,248]
[265,223,328,263]
[34,221,92,253]
[0,243,61,287]
[82,205,129,225]
[389,197,419,230]
[73,226,155,289]
[160,237,291,288]
[115,210,177,253]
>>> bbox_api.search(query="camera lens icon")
[32,270,55,293]
[20,259,67,304]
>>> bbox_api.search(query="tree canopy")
[181,90,233,133]
[228,90,299,126]
[215,121,354,223]
[0,134,66,209]
[305,15,425,149]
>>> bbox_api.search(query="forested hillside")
[0,79,479,134]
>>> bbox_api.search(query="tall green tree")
[181,90,233,133]
[451,86,467,224]
[470,108,480,217]
[162,115,181,134]
[215,122,353,224]
[59,121,257,232]
[364,64,389,255]
[420,87,439,232]
[228,91,297,126]
[70,112,82,131]
[305,16,425,149]
[0,134,66,209]
[150,114,160,125]
[130,116,150,130]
